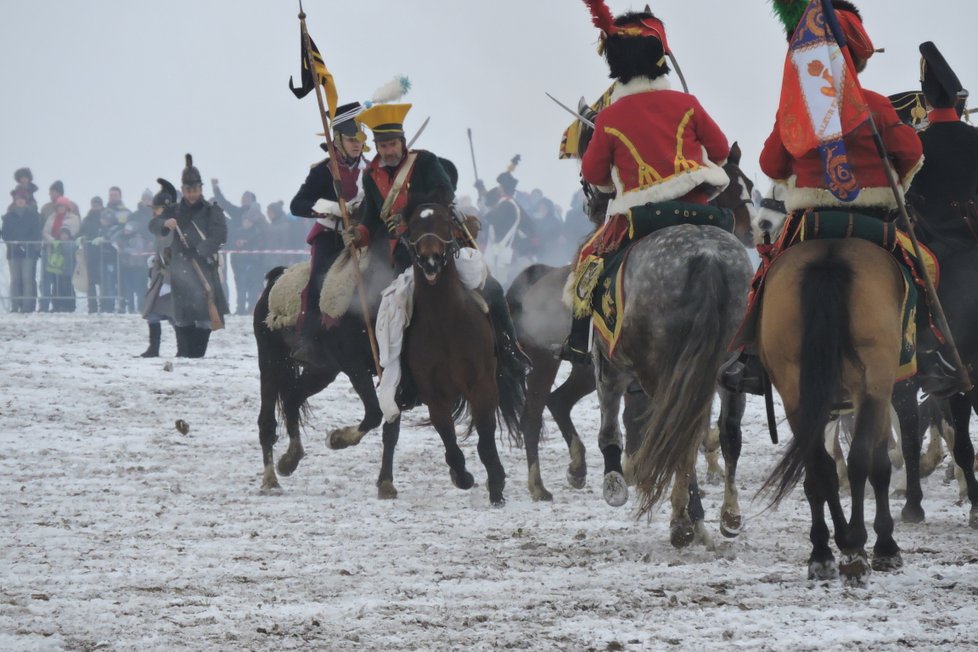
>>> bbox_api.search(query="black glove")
[577,106,599,156]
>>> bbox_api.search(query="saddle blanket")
[731,209,936,380]
[264,249,369,331]
[377,247,488,423]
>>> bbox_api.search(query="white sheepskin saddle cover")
[264,250,369,330]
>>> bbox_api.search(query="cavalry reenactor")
[345,103,530,383]
[148,154,229,358]
[724,0,925,394]
[479,168,538,286]
[907,41,978,394]
[289,101,368,365]
[561,3,731,363]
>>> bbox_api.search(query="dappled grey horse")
[596,224,753,547]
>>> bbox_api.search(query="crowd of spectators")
[1,169,311,315]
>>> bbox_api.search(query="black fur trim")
[605,31,669,83]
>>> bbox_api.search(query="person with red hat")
[560,2,732,363]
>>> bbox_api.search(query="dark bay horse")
[377,201,525,505]
[758,238,905,584]
[253,234,395,493]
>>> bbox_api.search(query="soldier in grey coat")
[148,155,229,358]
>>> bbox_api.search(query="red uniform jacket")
[759,89,923,211]
[581,76,730,216]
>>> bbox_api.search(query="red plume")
[583,0,615,34]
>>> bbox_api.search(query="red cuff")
[356,224,370,247]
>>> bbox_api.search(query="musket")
[407,116,430,149]
[545,92,594,128]
[173,224,224,331]
[298,2,381,377]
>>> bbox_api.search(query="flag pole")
[297,4,382,378]
[820,0,972,393]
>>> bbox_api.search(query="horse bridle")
[720,162,754,213]
[403,205,460,275]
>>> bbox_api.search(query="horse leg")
[892,379,925,523]
[703,425,723,486]
[949,394,978,528]
[547,361,595,490]
[803,457,838,581]
[668,463,711,549]
[595,358,629,507]
[869,418,902,572]
[376,417,401,500]
[523,351,558,501]
[716,387,745,538]
[277,366,336,477]
[327,365,382,450]
[621,382,648,486]
[473,396,507,506]
[429,401,474,491]
[826,419,850,494]
[258,365,281,494]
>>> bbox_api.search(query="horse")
[253,233,395,494]
[507,158,755,535]
[375,199,525,505]
[758,236,907,584]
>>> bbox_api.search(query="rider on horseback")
[907,41,977,396]
[289,101,368,366]
[560,1,732,363]
[723,0,927,394]
[341,103,531,386]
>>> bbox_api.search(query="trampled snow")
[1,313,976,651]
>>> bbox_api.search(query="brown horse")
[758,238,905,584]
[378,201,524,505]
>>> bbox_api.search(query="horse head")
[404,200,460,285]
[753,180,789,246]
[713,142,757,245]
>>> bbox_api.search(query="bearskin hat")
[919,41,967,112]
[181,153,202,188]
[154,178,178,208]
[583,1,670,83]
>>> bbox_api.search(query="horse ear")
[728,141,742,166]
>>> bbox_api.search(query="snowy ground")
[2,312,977,651]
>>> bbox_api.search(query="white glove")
[342,226,361,248]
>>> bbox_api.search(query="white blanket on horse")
[263,250,369,331]
[377,248,488,423]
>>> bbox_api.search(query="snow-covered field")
[2,312,976,651]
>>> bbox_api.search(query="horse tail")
[495,365,527,448]
[761,248,861,505]
[253,269,309,432]
[633,253,732,518]
[505,263,555,320]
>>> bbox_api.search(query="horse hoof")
[450,469,475,490]
[276,446,304,477]
[327,426,364,450]
[839,551,870,586]
[720,511,742,538]
[603,471,628,507]
[377,480,398,500]
[490,492,506,507]
[259,483,282,496]
[807,558,839,581]
[566,468,587,490]
[670,518,696,549]
[969,508,978,529]
[529,484,553,502]
[871,551,903,572]
[901,503,926,524]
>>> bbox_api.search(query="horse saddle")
[264,250,371,331]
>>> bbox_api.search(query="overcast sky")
[2,0,975,214]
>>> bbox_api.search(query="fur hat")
[181,153,202,187]
[14,167,32,183]
[919,41,967,111]
[583,3,671,83]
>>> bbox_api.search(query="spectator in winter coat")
[8,167,38,212]
[2,189,42,312]
[119,189,152,313]
[89,209,124,313]
[228,202,267,314]
[264,200,301,267]
[39,180,80,223]
[40,196,80,311]
[79,196,106,312]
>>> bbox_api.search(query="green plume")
[770,0,808,36]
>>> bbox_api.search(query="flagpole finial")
[298,0,305,20]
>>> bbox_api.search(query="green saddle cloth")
[626,201,735,240]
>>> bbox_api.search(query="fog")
[2,0,975,213]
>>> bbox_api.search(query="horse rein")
[403,206,461,274]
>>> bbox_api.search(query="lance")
[297,2,381,378]
[407,116,430,149]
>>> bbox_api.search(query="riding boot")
[174,326,192,358]
[139,322,161,358]
[916,320,959,398]
[190,328,211,358]
[558,317,593,365]
[292,279,325,367]
[481,276,532,377]
[718,350,766,396]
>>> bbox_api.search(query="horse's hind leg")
[376,417,400,500]
[547,361,595,490]
[717,388,745,537]
[258,368,281,494]
[429,402,474,492]
[892,379,925,523]
[869,418,902,571]
[278,366,337,477]
[473,396,507,506]
[328,365,382,450]
[595,358,629,507]
[949,394,978,528]
[523,352,559,501]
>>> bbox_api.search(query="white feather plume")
[370,76,411,104]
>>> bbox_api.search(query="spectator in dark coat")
[79,196,106,312]
[2,189,42,312]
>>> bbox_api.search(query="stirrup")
[557,340,592,365]
[718,354,765,396]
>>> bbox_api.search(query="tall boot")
[481,276,532,377]
[915,313,958,398]
[558,316,593,365]
[175,326,192,358]
[139,322,161,358]
[191,328,212,358]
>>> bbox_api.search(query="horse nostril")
[759,219,772,232]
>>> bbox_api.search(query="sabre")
[545,92,594,128]
[407,116,430,149]
[467,128,479,181]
